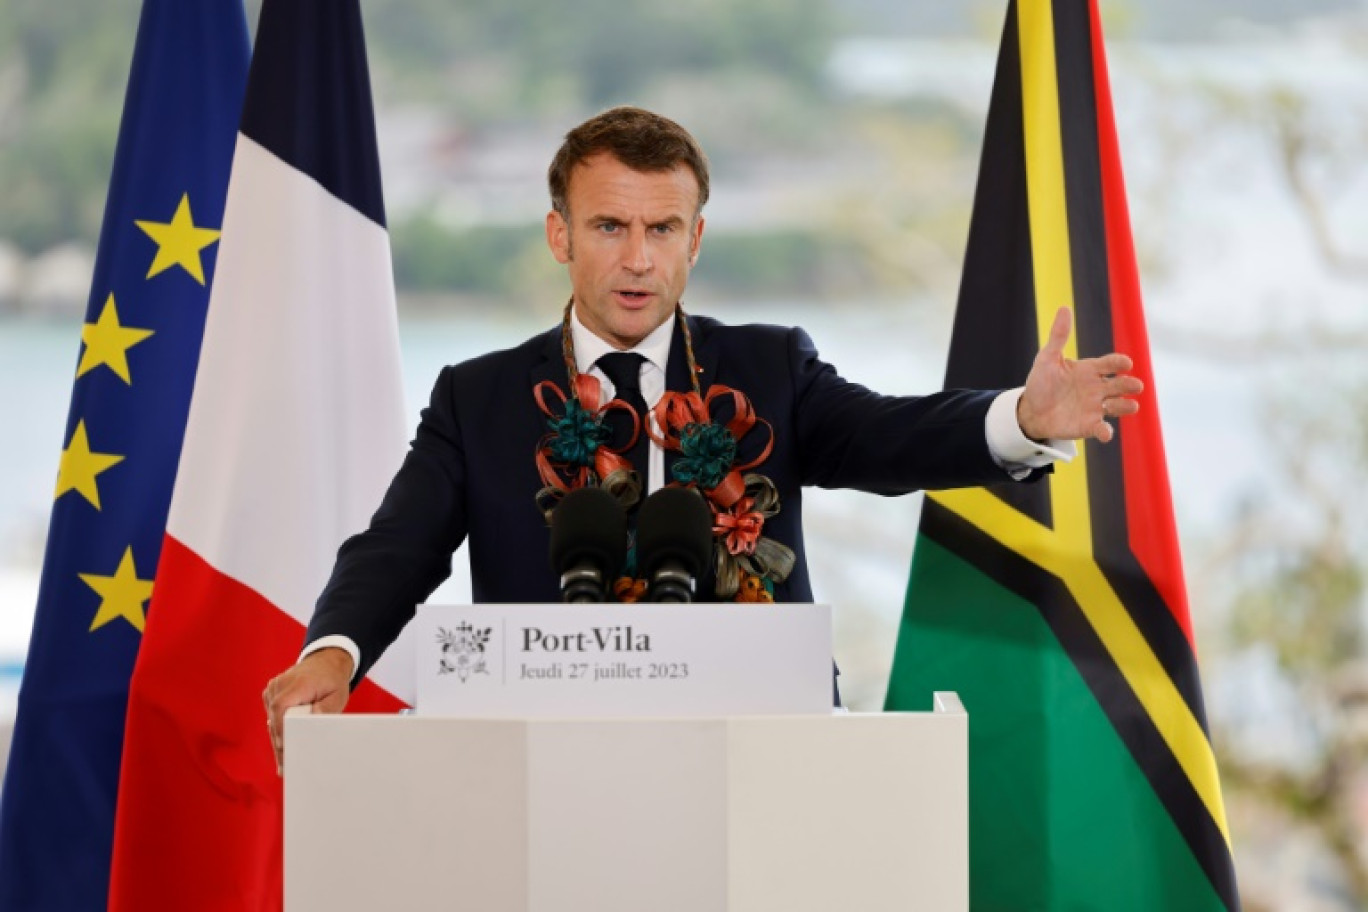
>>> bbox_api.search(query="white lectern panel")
[527,720,729,910]
[283,717,530,909]
[727,711,968,909]
[285,701,968,911]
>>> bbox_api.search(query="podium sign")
[413,603,832,716]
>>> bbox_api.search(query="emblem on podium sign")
[435,622,492,682]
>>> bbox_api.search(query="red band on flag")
[1087,0,1194,645]
[110,535,403,910]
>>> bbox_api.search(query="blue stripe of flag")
[240,0,388,228]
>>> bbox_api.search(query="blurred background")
[1,0,1366,907]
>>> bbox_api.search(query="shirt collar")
[569,306,674,375]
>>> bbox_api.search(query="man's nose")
[621,227,652,273]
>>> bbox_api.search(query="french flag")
[110,1,413,907]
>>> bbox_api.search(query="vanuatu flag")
[884,1,1240,910]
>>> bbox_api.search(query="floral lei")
[533,301,795,603]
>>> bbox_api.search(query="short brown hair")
[548,107,710,217]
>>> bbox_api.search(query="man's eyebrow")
[583,213,688,228]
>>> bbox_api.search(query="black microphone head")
[636,486,714,581]
[549,486,629,580]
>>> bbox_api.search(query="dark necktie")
[596,352,650,488]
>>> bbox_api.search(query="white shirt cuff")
[985,388,1075,478]
[300,635,360,684]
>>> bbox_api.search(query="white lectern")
[284,693,967,911]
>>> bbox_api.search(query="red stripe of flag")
[1087,0,1194,645]
[111,536,403,905]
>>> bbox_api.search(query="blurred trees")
[0,0,137,253]
[361,0,833,114]
[2,0,884,302]
[1211,382,1368,903]
[1161,52,1368,905]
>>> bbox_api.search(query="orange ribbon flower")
[713,496,765,555]
[533,373,640,492]
[648,385,773,509]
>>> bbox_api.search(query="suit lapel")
[527,323,566,397]
[666,312,720,395]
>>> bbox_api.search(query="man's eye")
[652,224,674,235]
[598,223,620,234]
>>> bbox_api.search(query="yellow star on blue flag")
[136,193,222,285]
[77,293,155,383]
[54,419,126,509]
[81,546,155,633]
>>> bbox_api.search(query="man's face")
[546,153,704,350]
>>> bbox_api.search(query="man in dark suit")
[263,107,1141,754]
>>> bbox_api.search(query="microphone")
[636,487,714,603]
[549,487,628,603]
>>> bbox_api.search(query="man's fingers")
[269,717,284,775]
[264,677,296,727]
[1042,306,1072,356]
[1111,375,1144,396]
[266,675,331,730]
[1106,398,1140,419]
[263,676,300,774]
[1092,352,1135,376]
[263,652,354,776]
[265,680,316,776]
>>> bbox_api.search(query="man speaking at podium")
[263,107,1141,752]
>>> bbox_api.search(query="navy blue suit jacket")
[307,315,1017,682]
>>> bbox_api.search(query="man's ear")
[546,210,571,264]
[689,215,705,266]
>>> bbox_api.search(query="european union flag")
[0,2,248,908]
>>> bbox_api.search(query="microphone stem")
[648,564,694,603]
[560,567,606,603]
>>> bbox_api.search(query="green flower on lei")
[671,421,738,490]
[547,398,611,467]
